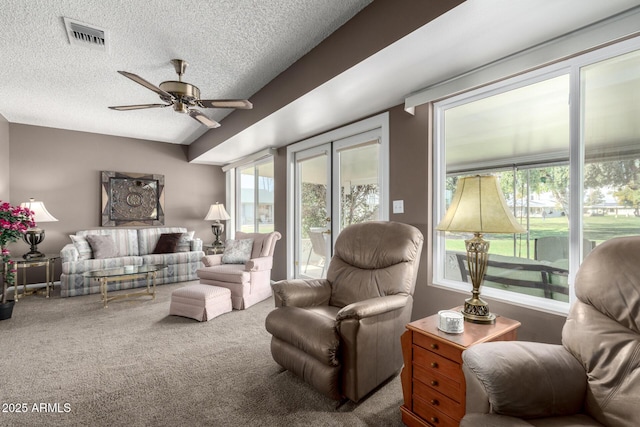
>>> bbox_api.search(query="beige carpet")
[0,281,405,426]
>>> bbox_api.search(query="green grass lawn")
[445,215,640,257]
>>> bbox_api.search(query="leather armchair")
[265,221,424,402]
[461,236,640,426]
[197,231,281,309]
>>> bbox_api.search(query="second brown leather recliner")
[265,221,424,402]
[460,236,640,426]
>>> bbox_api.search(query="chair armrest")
[462,341,586,418]
[201,255,223,267]
[336,294,409,321]
[271,279,331,307]
[245,256,272,272]
[60,244,78,263]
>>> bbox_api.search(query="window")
[434,38,640,314]
[236,158,274,233]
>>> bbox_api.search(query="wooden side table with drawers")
[400,308,521,427]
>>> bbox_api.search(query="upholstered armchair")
[460,236,640,427]
[265,221,424,402]
[197,231,281,310]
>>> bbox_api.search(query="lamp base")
[22,229,46,260]
[462,296,496,324]
[23,250,45,260]
[463,232,496,324]
[211,222,225,249]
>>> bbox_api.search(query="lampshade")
[204,203,230,221]
[436,175,525,234]
[20,198,58,223]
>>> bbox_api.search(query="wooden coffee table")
[84,264,167,308]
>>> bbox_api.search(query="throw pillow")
[153,233,183,254]
[222,239,254,264]
[176,231,195,252]
[69,235,93,260]
[85,235,119,259]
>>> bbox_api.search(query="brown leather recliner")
[265,221,424,402]
[460,236,640,427]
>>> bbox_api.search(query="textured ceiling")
[0,0,371,144]
[2,0,640,166]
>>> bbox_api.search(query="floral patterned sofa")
[60,227,203,297]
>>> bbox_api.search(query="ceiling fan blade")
[198,99,253,109]
[188,110,221,128]
[117,71,174,100]
[109,103,170,111]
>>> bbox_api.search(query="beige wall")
[7,124,224,280]
[0,114,9,201]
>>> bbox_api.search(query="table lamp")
[436,175,526,324]
[204,202,230,250]
[20,198,59,259]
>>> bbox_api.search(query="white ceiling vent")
[63,17,109,52]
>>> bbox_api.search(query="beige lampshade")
[204,203,230,221]
[20,198,58,223]
[436,175,525,234]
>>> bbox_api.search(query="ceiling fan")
[109,59,253,128]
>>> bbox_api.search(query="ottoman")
[169,284,232,321]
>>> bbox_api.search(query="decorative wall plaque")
[101,171,165,226]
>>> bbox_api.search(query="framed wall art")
[101,171,165,226]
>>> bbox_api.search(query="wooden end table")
[83,264,166,308]
[400,308,521,427]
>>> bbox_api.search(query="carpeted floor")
[0,281,405,426]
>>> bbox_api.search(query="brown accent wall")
[271,147,288,281]
[0,115,9,201]
[7,124,224,282]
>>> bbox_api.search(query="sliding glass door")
[292,130,386,279]
[295,145,331,278]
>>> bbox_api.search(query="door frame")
[285,112,389,279]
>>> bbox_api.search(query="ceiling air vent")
[63,17,109,52]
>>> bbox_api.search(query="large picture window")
[434,39,640,314]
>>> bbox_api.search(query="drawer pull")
[430,362,438,368]
[430,416,439,424]
[430,380,438,386]
[430,343,438,350]
[430,399,439,406]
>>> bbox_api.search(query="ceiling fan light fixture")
[159,81,201,101]
[173,102,188,113]
[108,59,252,128]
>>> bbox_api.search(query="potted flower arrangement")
[1,201,35,320]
